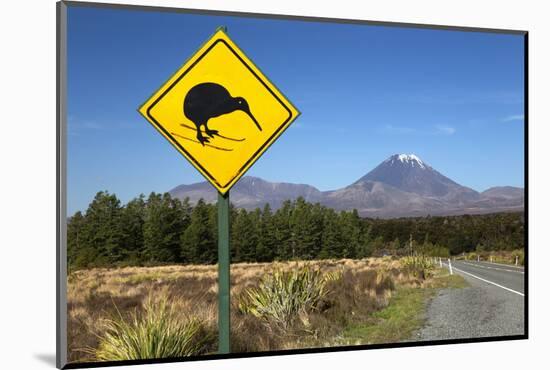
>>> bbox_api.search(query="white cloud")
[434,125,456,135]
[502,114,524,122]
[382,124,416,134]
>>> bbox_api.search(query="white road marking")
[460,261,524,274]
[442,263,524,297]
[474,260,525,270]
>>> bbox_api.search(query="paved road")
[450,260,524,294]
[415,260,525,341]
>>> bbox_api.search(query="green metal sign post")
[217,191,231,353]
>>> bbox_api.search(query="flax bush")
[238,266,341,330]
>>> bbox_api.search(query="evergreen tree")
[338,210,362,258]
[180,197,193,230]
[290,197,313,259]
[256,203,276,262]
[79,191,124,267]
[231,209,258,262]
[206,202,218,263]
[273,200,293,260]
[370,236,385,255]
[67,211,85,269]
[142,193,184,264]
[389,237,401,253]
[181,199,216,264]
[319,209,342,259]
[357,223,373,258]
[119,195,145,264]
[66,188,525,268]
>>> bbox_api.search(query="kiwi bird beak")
[246,110,262,131]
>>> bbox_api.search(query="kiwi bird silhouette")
[183,82,262,145]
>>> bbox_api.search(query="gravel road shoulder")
[414,273,524,341]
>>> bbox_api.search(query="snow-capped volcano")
[386,154,426,169]
[356,154,479,199]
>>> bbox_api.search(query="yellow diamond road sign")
[138,29,300,194]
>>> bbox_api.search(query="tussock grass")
[92,294,215,361]
[67,258,438,362]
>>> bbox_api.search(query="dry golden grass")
[67,257,425,363]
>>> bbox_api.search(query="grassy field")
[67,257,464,363]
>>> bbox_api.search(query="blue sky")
[67,6,525,215]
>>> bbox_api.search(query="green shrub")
[401,256,435,279]
[238,266,340,330]
[465,252,477,261]
[94,296,214,361]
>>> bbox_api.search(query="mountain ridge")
[169,154,524,218]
